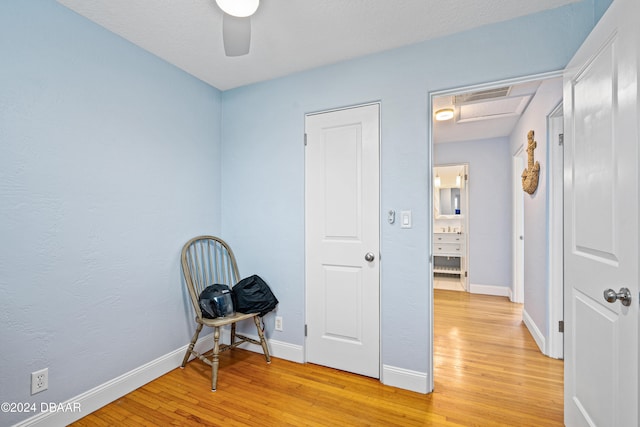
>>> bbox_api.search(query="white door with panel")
[564,0,639,425]
[305,104,380,378]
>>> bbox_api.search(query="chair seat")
[196,312,259,328]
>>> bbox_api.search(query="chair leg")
[230,323,236,345]
[211,326,221,392]
[253,316,271,364]
[182,323,203,368]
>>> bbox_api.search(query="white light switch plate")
[400,210,412,228]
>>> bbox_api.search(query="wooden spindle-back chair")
[180,235,270,391]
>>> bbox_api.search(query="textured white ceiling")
[57,0,578,91]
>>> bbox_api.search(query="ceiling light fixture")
[435,108,454,121]
[215,0,259,17]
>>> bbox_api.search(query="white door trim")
[427,97,435,394]
[512,146,525,304]
[547,103,564,359]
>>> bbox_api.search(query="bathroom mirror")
[438,187,460,216]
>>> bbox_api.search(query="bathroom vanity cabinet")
[433,233,465,277]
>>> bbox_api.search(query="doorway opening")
[428,71,565,391]
[433,163,469,292]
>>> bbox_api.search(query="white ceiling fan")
[215,0,259,57]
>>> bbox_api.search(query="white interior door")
[305,104,380,378]
[564,0,639,425]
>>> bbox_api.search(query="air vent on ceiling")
[454,86,511,104]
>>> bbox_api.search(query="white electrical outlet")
[274,316,283,331]
[31,368,48,395]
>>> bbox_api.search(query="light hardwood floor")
[72,290,563,426]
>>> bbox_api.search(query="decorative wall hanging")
[521,130,540,194]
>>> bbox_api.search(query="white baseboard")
[232,332,429,395]
[236,332,429,395]
[14,332,215,427]
[381,365,429,394]
[522,309,546,354]
[17,329,428,427]
[220,329,305,363]
[469,283,512,298]
[266,339,304,363]
[509,287,522,303]
[14,329,304,427]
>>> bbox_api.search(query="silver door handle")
[365,252,375,262]
[603,287,632,307]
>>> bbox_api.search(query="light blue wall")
[434,138,512,288]
[0,1,222,424]
[595,0,614,20]
[509,78,564,345]
[221,1,600,374]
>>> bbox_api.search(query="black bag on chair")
[232,275,278,317]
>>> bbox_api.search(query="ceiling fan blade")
[222,14,251,57]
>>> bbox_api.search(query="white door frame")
[512,146,525,304]
[303,102,382,377]
[547,103,564,359]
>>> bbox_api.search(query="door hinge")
[304,133,308,146]
[465,174,468,181]
[465,271,468,278]
[558,320,564,333]
[304,324,307,337]
[559,133,564,146]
